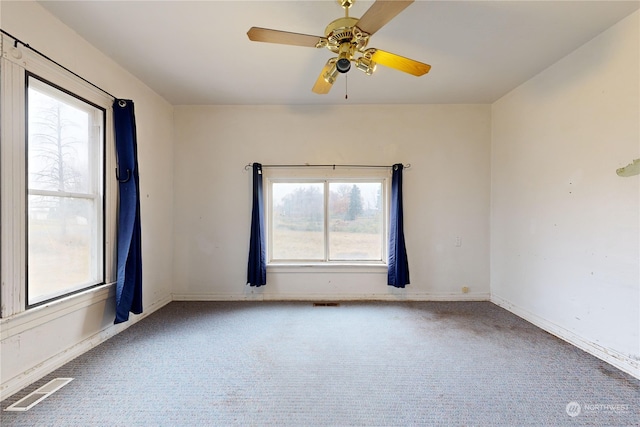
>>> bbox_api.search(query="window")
[26,75,105,306]
[1,33,116,317]
[266,169,388,264]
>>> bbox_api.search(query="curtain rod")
[244,163,410,171]
[1,28,117,100]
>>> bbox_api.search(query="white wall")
[0,1,174,399]
[173,105,491,301]
[491,11,640,377]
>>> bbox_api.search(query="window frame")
[263,167,390,267]
[0,34,117,318]
[25,73,107,307]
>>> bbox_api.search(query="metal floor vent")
[5,378,73,412]
[313,302,340,307]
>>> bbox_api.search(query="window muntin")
[268,175,386,264]
[26,75,105,306]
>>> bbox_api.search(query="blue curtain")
[388,163,410,288]
[247,163,266,287]
[113,99,143,323]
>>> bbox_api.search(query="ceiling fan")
[247,0,431,95]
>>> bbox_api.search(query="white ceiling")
[38,0,639,105]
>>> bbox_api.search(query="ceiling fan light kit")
[247,0,431,95]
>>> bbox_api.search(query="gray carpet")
[1,301,638,426]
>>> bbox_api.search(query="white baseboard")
[0,294,172,401]
[491,294,639,379]
[171,292,491,302]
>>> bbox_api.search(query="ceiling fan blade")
[247,27,326,48]
[371,49,431,76]
[356,0,414,36]
[312,59,337,94]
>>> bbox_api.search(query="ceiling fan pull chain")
[345,73,348,100]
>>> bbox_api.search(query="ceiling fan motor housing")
[325,17,369,57]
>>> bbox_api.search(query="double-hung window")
[26,75,105,306]
[1,33,116,316]
[265,168,389,265]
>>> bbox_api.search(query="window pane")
[27,76,104,306]
[272,183,324,260]
[28,84,93,194]
[28,195,101,303]
[329,182,383,261]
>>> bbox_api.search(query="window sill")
[267,263,388,274]
[0,282,114,340]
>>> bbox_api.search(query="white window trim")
[0,34,117,318]
[263,166,391,268]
